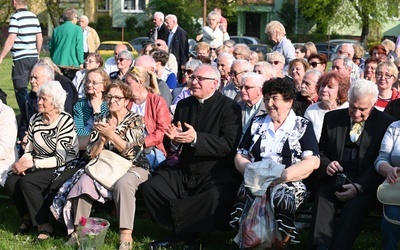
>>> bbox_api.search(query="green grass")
[0,56,18,115]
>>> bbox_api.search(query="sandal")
[15,221,32,235]
[35,229,54,243]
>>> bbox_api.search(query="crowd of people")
[1,2,400,250]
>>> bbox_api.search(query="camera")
[335,172,349,192]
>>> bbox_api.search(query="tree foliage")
[300,0,391,43]
[0,0,13,26]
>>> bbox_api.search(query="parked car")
[248,44,273,55]
[230,36,262,45]
[314,42,337,59]
[96,41,138,58]
[129,37,153,54]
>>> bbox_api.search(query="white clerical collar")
[196,92,214,104]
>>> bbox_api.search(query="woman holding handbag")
[375,120,400,250]
[60,81,150,250]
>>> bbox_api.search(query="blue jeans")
[146,147,166,171]
[382,205,400,250]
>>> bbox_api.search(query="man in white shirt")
[104,43,128,75]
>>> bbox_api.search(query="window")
[122,0,145,12]
[97,0,110,11]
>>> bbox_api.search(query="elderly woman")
[375,61,400,111]
[72,52,104,98]
[265,20,295,71]
[233,77,320,246]
[266,51,286,78]
[289,58,310,91]
[254,61,276,81]
[110,50,134,81]
[0,99,17,186]
[126,67,170,170]
[197,11,229,47]
[249,51,260,66]
[381,39,397,61]
[308,53,328,73]
[364,56,379,83]
[5,81,79,241]
[73,68,110,149]
[369,45,388,62]
[61,81,150,250]
[375,121,400,250]
[304,71,350,141]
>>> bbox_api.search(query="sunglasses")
[156,43,163,47]
[117,58,129,62]
[183,69,194,75]
[210,48,217,51]
[309,62,322,67]
[268,61,281,65]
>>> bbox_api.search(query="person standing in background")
[165,14,189,80]
[0,0,42,112]
[149,12,169,43]
[78,15,100,59]
[50,8,84,68]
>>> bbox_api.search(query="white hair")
[37,81,67,113]
[154,12,164,21]
[217,52,235,67]
[349,79,378,105]
[254,61,276,78]
[232,59,253,72]
[241,72,266,87]
[165,14,177,23]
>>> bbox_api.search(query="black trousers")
[12,57,38,111]
[4,168,55,227]
[309,180,376,250]
[140,168,240,233]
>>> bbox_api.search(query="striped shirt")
[8,8,41,60]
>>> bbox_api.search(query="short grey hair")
[154,11,164,21]
[254,61,276,78]
[334,55,354,70]
[32,62,55,80]
[195,64,221,89]
[134,55,156,71]
[224,40,236,47]
[349,79,378,105]
[232,59,253,72]
[265,20,286,35]
[165,14,177,23]
[63,8,78,21]
[304,69,323,83]
[241,72,266,87]
[37,81,67,113]
[217,52,235,67]
[185,59,202,70]
[118,50,134,61]
[266,51,285,64]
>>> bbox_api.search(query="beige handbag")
[377,178,400,206]
[85,148,141,190]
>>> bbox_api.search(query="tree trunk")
[360,20,369,44]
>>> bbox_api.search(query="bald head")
[114,44,128,60]
[134,55,156,72]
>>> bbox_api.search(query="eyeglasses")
[190,75,215,82]
[104,95,126,102]
[85,80,103,86]
[229,70,247,77]
[183,69,194,75]
[268,61,281,65]
[240,85,260,91]
[309,61,322,68]
[210,48,217,51]
[376,73,395,79]
[117,58,130,62]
